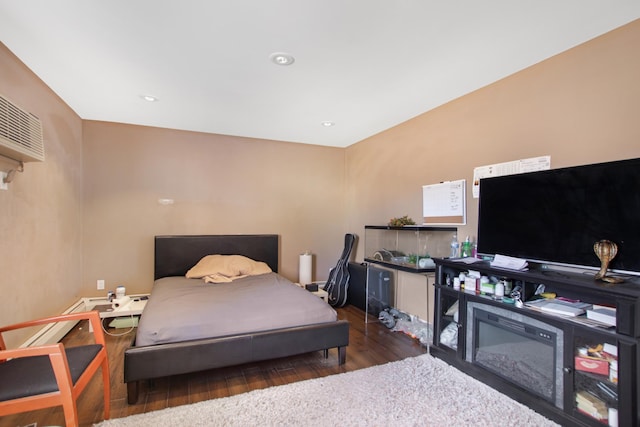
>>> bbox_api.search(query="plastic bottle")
[461,236,471,257]
[458,272,466,290]
[450,233,459,258]
[495,281,504,299]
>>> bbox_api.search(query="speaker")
[347,262,367,311]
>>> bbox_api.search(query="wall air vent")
[0,94,45,162]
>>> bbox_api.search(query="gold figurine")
[594,240,624,284]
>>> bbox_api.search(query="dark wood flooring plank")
[167,374,190,408]
[0,305,426,427]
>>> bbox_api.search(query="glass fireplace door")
[466,301,565,410]
[572,330,618,426]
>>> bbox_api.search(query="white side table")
[82,294,149,330]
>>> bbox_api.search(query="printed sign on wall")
[472,155,551,198]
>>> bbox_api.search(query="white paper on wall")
[472,155,551,198]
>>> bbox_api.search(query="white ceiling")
[1,1,639,148]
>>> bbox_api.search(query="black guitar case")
[324,233,356,307]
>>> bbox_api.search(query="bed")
[123,234,350,404]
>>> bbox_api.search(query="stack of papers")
[490,254,528,271]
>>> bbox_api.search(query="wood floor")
[1,305,427,427]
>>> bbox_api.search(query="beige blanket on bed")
[185,254,272,283]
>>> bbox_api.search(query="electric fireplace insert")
[466,301,564,409]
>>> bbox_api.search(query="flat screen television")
[477,157,640,276]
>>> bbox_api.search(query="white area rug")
[96,354,559,427]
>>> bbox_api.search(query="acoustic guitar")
[324,233,356,307]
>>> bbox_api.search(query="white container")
[609,360,618,384]
[502,279,512,295]
[608,407,618,427]
[116,285,126,298]
[495,281,505,297]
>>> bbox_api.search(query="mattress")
[135,272,337,346]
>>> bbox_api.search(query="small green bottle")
[461,236,472,258]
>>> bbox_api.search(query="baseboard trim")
[19,298,87,347]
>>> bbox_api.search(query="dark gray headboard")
[154,235,279,280]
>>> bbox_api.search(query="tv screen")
[477,158,640,275]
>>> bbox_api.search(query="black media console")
[432,258,639,427]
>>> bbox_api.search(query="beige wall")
[346,20,640,261]
[81,121,346,294]
[0,44,84,347]
[0,45,346,346]
[1,20,639,345]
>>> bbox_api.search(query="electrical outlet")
[0,172,8,190]
[97,279,105,290]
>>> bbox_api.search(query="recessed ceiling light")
[269,52,295,66]
[140,94,159,102]
[321,121,335,127]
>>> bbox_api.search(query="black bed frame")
[124,235,349,404]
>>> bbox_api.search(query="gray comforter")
[135,272,337,346]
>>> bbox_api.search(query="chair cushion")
[0,344,102,401]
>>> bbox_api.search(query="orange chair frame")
[0,310,110,427]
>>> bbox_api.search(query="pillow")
[185,254,272,281]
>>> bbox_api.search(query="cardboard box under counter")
[575,356,609,376]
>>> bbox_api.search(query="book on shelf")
[540,303,586,317]
[575,391,608,421]
[586,305,617,327]
[525,298,592,317]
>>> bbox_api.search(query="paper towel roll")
[112,295,131,310]
[299,252,313,285]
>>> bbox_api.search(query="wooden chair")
[0,310,110,426]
